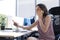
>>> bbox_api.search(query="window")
[0,0,16,16]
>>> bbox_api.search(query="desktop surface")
[0,30,32,37]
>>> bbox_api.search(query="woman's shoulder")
[47,14,53,17]
[46,14,53,18]
[45,14,52,20]
[46,15,51,18]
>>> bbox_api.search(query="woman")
[13,4,55,40]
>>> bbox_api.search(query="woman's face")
[36,6,44,16]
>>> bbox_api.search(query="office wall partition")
[16,0,36,18]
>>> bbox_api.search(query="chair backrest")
[49,7,60,35]
[24,16,35,26]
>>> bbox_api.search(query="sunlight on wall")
[0,0,16,16]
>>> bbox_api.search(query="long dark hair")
[37,4,49,18]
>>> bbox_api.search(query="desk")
[0,30,32,40]
[0,26,38,40]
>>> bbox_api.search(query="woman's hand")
[12,20,19,27]
[12,20,31,30]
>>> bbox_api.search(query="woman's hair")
[37,4,49,18]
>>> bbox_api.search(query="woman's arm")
[39,15,51,33]
[13,20,38,30]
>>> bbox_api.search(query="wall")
[37,0,59,10]
[16,0,36,18]
[0,0,59,17]
[0,0,16,16]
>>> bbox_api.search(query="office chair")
[49,7,60,40]
[24,16,35,26]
